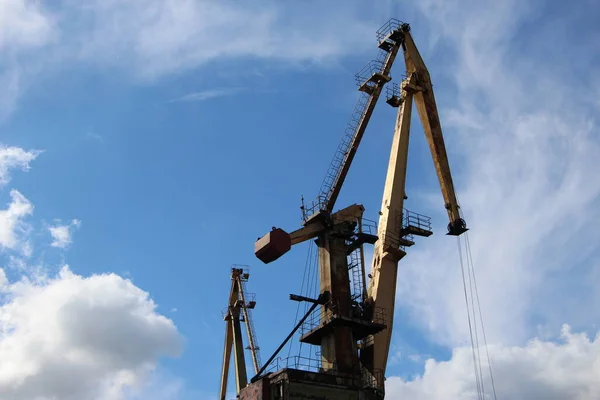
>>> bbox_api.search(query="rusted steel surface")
[239,375,270,400]
[254,228,291,263]
[242,369,384,400]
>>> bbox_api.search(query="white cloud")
[0,1,55,119]
[0,0,55,51]
[0,142,182,399]
[0,265,182,400]
[0,190,33,254]
[0,268,6,287]
[0,1,376,118]
[72,1,373,79]
[408,354,423,363]
[0,146,40,188]
[49,219,81,249]
[167,87,244,103]
[123,370,184,400]
[390,0,600,349]
[86,131,104,144]
[386,325,600,400]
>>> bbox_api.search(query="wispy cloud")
[0,1,376,120]
[380,0,600,396]
[48,219,81,249]
[0,190,33,255]
[0,1,55,120]
[85,131,104,144]
[0,145,41,187]
[167,87,245,103]
[391,0,600,349]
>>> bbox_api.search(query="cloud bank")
[0,143,183,399]
[0,266,182,400]
[396,0,600,347]
[0,0,375,118]
[385,0,600,398]
[387,325,600,400]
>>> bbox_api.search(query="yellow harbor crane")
[219,19,467,399]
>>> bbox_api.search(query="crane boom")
[256,22,409,265]
[320,51,398,214]
[404,31,466,234]
[363,25,467,380]
[303,22,407,220]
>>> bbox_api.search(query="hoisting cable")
[457,237,485,400]
[252,297,323,382]
[464,236,486,396]
[287,240,315,360]
[305,243,320,364]
[465,233,498,400]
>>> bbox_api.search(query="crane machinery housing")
[220,18,467,400]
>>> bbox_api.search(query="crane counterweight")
[254,228,291,264]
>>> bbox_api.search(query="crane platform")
[299,315,386,346]
[241,367,384,400]
[299,301,387,345]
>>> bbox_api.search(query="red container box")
[254,228,291,264]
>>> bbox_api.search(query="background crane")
[219,266,262,400]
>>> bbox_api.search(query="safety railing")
[354,60,385,87]
[301,194,328,221]
[361,368,385,392]
[259,356,384,392]
[379,231,409,251]
[300,299,387,336]
[358,217,377,236]
[376,18,407,43]
[230,265,250,281]
[403,208,432,231]
[260,355,323,375]
[242,292,256,304]
[386,82,401,102]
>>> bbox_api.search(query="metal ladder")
[348,246,365,302]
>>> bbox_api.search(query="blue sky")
[0,1,599,399]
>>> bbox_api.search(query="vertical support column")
[232,305,248,392]
[318,229,360,375]
[317,232,335,370]
[364,89,414,379]
[239,280,260,374]
[377,89,413,248]
[219,316,233,400]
